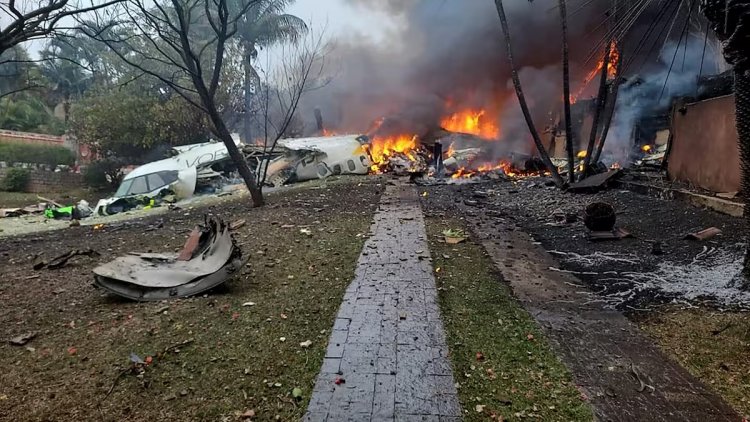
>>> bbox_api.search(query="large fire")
[364,134,419,173]
[571,41,620,103]
[440,109,500,139]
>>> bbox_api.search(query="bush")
[83,160,123,190]
[1,168,30,192]
[0,142,76,167]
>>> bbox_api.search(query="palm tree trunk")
[559,0,575,184]
[493,0,565,188]
[593,50,624,164]
[736,69,750,288]
[582,41,612,176]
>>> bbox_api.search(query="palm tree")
[40,35,96,123]
[230,0,307,143]
[699,0,750,287]
[493,0,565,188]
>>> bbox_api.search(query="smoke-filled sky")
[293,0,609,156]
[289,0,723,164]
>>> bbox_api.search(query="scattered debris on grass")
[93,216,246,301]
[8,332,37,346]
[685,227,722,241]
[442,228,467,244]
[33,249,99,270]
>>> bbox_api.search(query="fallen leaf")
[280,314,288,320]
[145,356,153,365]
[231,312,240,321]
[475,404,486,413]
[291,387,303,400]
[300,340,313,348]
[0,394,7,401]
[129,352,144,364]
[334,377,345,385]
[240,409,256,419]
[476,352,485,361]
[67,347,77,356]
[527,334,534,341]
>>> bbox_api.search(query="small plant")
[1,168,30,192]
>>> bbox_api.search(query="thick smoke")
[604,37,721,164]
[300,0,605,158]
[300,1,722,167]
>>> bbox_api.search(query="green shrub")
[0,142,75,167]
[1,168,30,192]
[83,159,123,190]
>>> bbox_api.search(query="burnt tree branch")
[0,0,125,56]
[582,40,612,176]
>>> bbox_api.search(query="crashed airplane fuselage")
[94,139,237,216]
[257,134,372,187]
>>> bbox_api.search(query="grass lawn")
[0,178,382,421]
[639,308,750,418]
[425,217,593,421]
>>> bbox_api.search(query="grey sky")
[286,0,398,43]
[10,0,395,58]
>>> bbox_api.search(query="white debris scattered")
[549,250,640,266]
[600,244,750,308]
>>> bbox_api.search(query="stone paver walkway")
[305,184,461,421]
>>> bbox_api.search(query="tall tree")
[700,0,750,286]
[40,35,95,122]
[493,0,565,188]
[230,0,307,142]
[83,0,267,206]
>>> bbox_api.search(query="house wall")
[0,130,92,163]
[668,94,741,193]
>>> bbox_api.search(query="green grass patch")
[639,308,750,418]
[426,217,593,421]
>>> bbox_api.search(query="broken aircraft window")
[128,176,150,195]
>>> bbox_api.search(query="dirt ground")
[0,177,383,422]
[420,176,750,419]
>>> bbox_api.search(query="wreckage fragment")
[685,227,722,241]
[93,216,245,301]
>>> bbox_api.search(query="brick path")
[304,185,462,421]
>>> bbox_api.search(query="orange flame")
[571,41,620,103]
[450,161,549,180]
[641,144,653,153]
[440,109,500,139]
[364,134,419,173]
